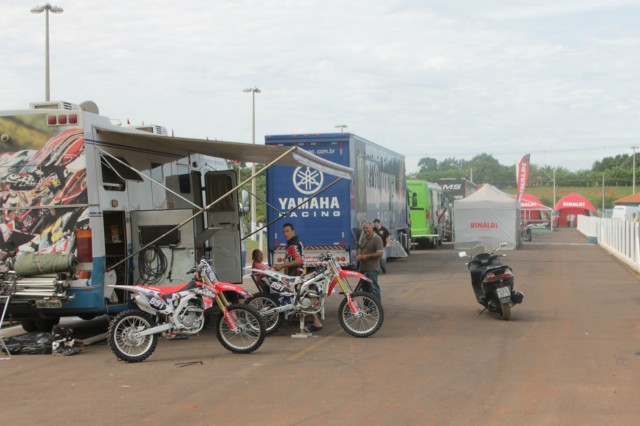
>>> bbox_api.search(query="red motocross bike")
[107,258,266,362]
[246,253,384,337]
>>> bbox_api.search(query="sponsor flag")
[516,154,530,201]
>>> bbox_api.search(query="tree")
[417,157,438,174]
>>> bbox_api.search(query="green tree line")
[409,153,639,190]
[235,152,638,224]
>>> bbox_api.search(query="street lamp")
[31,3,64,102]
[335,124,348,133]
[243,87,261,240]
[632,146,638,194]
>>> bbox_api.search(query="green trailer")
[407,180,444,249]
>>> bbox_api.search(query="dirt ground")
[2,228,640,425]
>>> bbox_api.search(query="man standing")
[372,218,390,273]
[274,223,304,276]
[274,223,323,331]
[357,222,384,302]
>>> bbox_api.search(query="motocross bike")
[245,253,384,337]
[459,244,524,321]
[107,258,266,362]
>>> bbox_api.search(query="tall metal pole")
[45,8,50,101]
[244,87,261,240]
[632,146,638,194]
[602,173,605,216]
[552,168,556,208]
[32,4,64,102]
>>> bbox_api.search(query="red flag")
[516,154,530,201]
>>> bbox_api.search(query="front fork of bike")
[335,276,361,315]
[215,292,237,330]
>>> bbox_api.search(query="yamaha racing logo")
[278,166,341,218]
[293,167,324,195]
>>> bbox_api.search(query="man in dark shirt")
[373,218,390,273]
[274,222,304,276]
[274,223,322,331]
[357,221,384,302]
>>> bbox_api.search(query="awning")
[92,126,353,179]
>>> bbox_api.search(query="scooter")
[459,244,524,320]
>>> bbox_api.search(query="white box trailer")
[0,101,351,331]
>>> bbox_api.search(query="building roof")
[613,192,640,205]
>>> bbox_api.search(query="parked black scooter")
[459,244,524,320]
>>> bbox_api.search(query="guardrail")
[577,215,640,272]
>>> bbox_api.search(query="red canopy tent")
[520,193,552,229]
[553,193,596,227]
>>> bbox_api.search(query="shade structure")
[454,184,519,250]
[520,193,552,229]
[553,193,596,227]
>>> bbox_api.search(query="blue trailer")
[265,133,411,268]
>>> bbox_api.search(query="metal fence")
[577,215,640,272]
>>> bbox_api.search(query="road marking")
[530,242,595,246]
[287,330,340,361]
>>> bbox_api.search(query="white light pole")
[632,146,638,194]
[31,3,64,102]
[244,87,261,240]
[335,124,348,133]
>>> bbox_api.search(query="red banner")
[516,154,530,201]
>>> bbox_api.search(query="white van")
[611,205,640,221]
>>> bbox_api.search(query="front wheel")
[108,309,158,363]
[338,291,384,337]
[216,305,266,354]
[246,292,283,335]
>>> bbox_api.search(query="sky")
[2,0,640,174]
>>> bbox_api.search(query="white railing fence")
[577,215,640,272]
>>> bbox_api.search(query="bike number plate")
[496,286,511,300]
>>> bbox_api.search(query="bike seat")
[141,281,196,295]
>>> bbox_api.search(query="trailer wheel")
[23,318,60,332]
[21,320,37,332]
[401,231,411,255]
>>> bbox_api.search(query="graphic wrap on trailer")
[0,102,351,331]
[265,133,410,268]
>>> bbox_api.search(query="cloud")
[1,0,639,174]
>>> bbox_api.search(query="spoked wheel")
[216,305,266,354]
[338,291,384,338]
[108,309,158,363]
[247,292,283,335]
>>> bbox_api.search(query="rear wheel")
[338,291,384,337]
[216,305,265,354]
[499,303,512,321]
[108,309,158,363]
[247,292,283,335]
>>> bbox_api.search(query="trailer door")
[204,170,242,283]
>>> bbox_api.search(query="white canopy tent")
[453,185,520,250]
